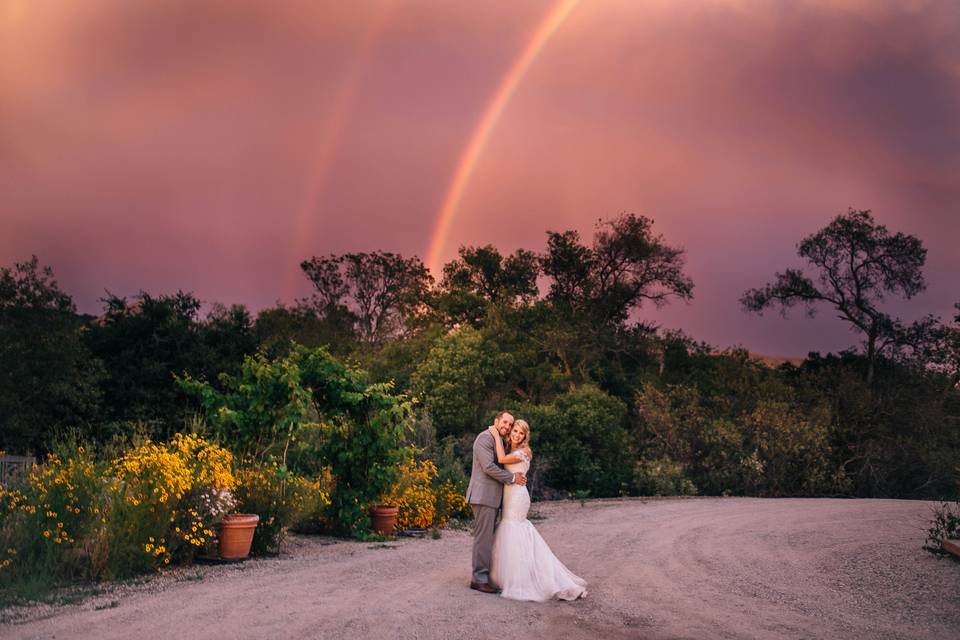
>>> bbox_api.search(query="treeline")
[2,210,958,499]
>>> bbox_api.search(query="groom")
[466,410,526,593]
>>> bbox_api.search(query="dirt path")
[3,497,958,640]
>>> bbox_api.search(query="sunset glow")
[1,0,957,356]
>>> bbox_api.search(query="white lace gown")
[490,450,588,602]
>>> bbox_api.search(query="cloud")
[0,0,956,355]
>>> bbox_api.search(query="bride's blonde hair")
[509,419,531,452]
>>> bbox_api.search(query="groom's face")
[496,413,515,437]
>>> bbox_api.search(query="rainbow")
[425,0,579,276]
[284,1,396,300]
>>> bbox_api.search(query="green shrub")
[634,457,698,496]
[923,500,960,556]
[0,434,237,601]
[522,385,634,497]
[0,440,107,597]
[234,463,300,555]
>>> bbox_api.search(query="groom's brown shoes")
[470,581,500,594]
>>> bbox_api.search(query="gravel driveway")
[2,497,958,639]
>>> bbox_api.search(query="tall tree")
[84,291,256,433]
[301,252,432,344]
[0,257,101,453]
[537,213,693,387]
[542,213,694,324]
[741,209,928,385]
[434,245,539,326]
[922,302,960,392]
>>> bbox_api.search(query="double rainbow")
[287,0,579,297]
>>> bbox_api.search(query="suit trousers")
[471,503,498,584]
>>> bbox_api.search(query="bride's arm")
[487,426,523,464]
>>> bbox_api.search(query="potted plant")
[369,504,399,536]
[197,487,259,561]
[218,512,260,560]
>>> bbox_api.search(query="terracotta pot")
[370,505,398,536]
[218,513,260,560]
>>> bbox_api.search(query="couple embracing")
[466,411,588,602]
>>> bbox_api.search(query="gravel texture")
[2,496,958,640]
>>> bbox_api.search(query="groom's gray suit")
[466,429,516,585]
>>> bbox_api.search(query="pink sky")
[2,0,958,356]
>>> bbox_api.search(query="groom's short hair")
[495,410,514,422]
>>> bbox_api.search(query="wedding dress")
[490,450,588,601]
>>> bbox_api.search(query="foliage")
[0,434,237,599]
[741,209,930,385]
[178,350,314,462]
[301,251,432,344]
[254,302,356,359]
[232,463,329,554]
[0,256,102,455]
[923,499,960,556]
[2,209,959,558]
[433,245,540,326]
[634,383,742,495]
[181,344,414,538]
[522,385,634,497]
[380,459,438,530]
[635,358,843,498]
[297,347,414,538]
[0,439,106,597]
[542,213,694,324]
[633,457,698,496]
[411,326,513,437]
[84,291,257,439]
[536,214,692,388]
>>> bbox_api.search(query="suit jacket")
[466,429,515,508]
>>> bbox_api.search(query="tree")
[542,213,694,324]
[410,326,512,437]
[180,344,414,538]
[85,291,257,435]
[254,302,355,358]
[0,257,102,453]
[521,385,634,497]
[434,245,540,326]
[301,252,432,344]
[536,213,692,387]
[923,303,960,392]
[741,209,928,385]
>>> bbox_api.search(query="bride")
[488,419,588,602]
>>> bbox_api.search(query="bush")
[521,385,634,497]
[379,458,471,532]
[923,500,960,556]
[0,441,107,597]
[634,457,698,496]
[381,459,438,530]
[0,434,237,599]
[289,469,335,534]
[635,381,844,497]
[411,326,511,438]
[109,433,237,572]
[233,463,332,554]
[183,344,414,539]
